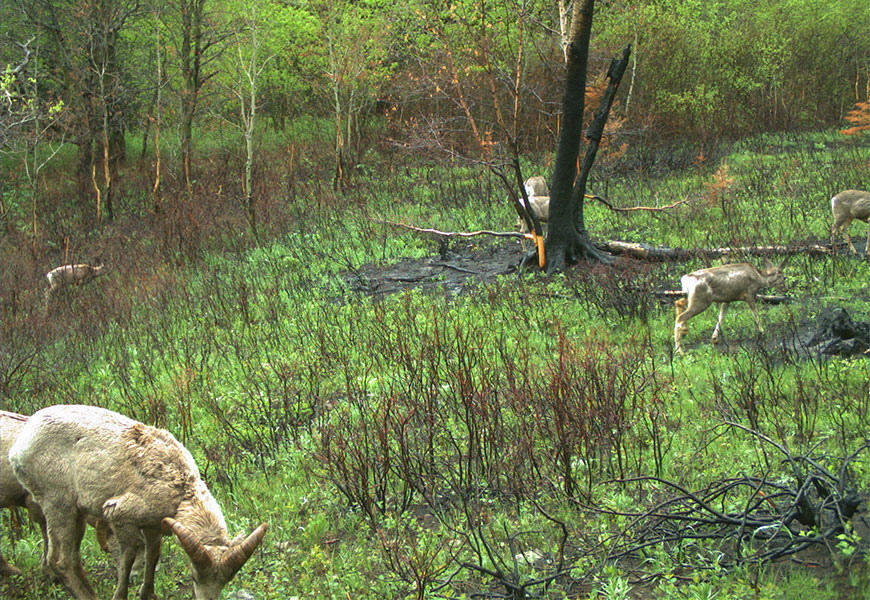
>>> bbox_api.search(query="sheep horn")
[163,517,213,568]
[220,522,267,573]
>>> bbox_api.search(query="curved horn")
[220,522,268,573]
[163,517,213,568]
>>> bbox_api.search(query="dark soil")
[340,238,521,298]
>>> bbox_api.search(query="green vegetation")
[2,130,868,599]
[2,0,869,597]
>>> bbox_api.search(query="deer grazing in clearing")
[830,190,870,255]
[517,176,549,250]
[674,260,787,354]
[44,262,106,299]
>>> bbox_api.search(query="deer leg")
[864,224,869,256]
[92,518,111,553]
[674,297,710,353]
[745,296,764,334]
[711,303,728,344]
[846,230,857,254]
[674,297,687,318]
[674,312,687,354]
[673,298,689,354]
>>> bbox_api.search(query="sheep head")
[163,517,267,600]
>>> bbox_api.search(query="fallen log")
[655,290,789,304]
[375,219,836,263]
[597,241,834,262]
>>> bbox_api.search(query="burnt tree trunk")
[541,0,630,273]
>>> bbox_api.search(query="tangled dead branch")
[580,423,868,579]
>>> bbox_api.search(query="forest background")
[1,0,869,599]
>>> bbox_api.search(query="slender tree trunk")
[152,20,163,212]
[557,0,571,61]
[179,0,207,199]
[243,64,256,236]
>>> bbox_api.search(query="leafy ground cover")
[1,131,868,599]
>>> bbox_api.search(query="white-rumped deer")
[517,176,549,250]
[523,175,547,198]
[830,190,870,255]
[674,260,787,354]
[9,404,267,600]
[45,262,106,299]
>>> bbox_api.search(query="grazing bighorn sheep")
[1,411,133,577]
[830,190,870,255]
[45,262,106,299]
[517,176,549,250]
[1,411,47,577]
[674,260,787,354]
[9,404,267,600]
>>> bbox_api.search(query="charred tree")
[539,0,630,273]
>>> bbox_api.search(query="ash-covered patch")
[801,307,870,357]
[340,239,520,298]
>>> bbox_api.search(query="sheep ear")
[163,517,213,568]
[220,523,267,574]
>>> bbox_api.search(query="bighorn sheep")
[9,405,267,600]
[674,260,787,354]
[1,411,47,577]
[45,262,106,299]
[1,411,133,577]
[830,190,870,255]
[517,176,549,249]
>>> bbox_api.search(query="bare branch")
[374,218,528,239]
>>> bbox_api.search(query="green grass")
[2,129,869,600]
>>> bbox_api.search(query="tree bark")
[542,0,597,272]
[178,0,209,198]
[543,0,631,273]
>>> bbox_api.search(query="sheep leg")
[0,553,22,577]
[44,509,97,600]
[137,529,162,600]
[25,498,49,570]
[110,524,143,600]
[711,303,728,344]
